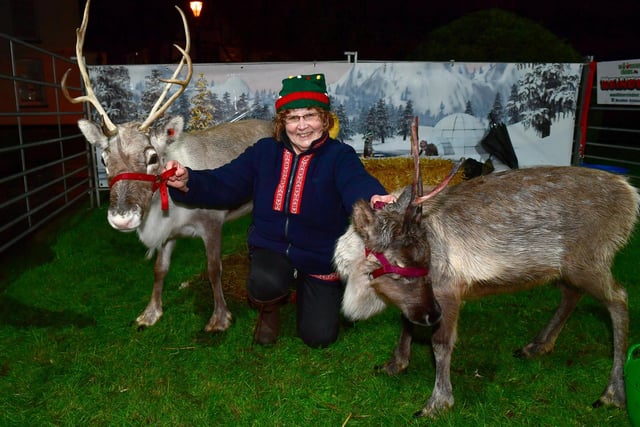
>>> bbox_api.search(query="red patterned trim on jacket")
[289,154,313,214]
[309,272,342,281]
[273,150,293,211]
[272,150,315,214]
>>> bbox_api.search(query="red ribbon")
[109,167,177,211]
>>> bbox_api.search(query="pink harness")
[365,248,429,279]
[365,201,429,279]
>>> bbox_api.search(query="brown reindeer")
[62,0,273,332]
[334,119,639,417]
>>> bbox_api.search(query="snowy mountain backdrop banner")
[88,61,584,187]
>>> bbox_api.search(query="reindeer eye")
[143,147,160,174]
[143,147,159,173]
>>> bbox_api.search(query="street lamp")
[189,1,203,18]
[189,1,203,61]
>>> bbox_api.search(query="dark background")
[80,0,639,64]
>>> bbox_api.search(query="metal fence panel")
[0,34,96,254]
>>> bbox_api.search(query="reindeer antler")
[410,117,424,199]
[61,0,118,137]
[413,158,465,205]
[138,6,193,132]
[403,117,424,225]
[407,116,464,206]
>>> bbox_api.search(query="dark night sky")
[81,0,639,64]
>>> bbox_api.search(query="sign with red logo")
[597,59,640,105]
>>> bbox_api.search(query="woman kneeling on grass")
[165,74,395,348]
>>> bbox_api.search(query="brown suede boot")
[248,294,288,345]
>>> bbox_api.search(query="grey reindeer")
[334,118,639,418]
[62,0,273,332]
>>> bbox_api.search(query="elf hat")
[275,74,330,112]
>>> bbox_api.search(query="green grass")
[1,203,638,426]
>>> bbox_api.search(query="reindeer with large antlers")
[334,118,638,417]
[63,0,273,332]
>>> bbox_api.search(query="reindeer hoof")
[413,408,437,419]
[413,409,425,418]
[591,386,626,409]
[412,405,445,419]
[203,313,233,333]
[128,320,148,332]
[513,348,526,359]
[374,361,408,375]
[514,342,553,358]
[203,322,231,333]
[412,399,454,419]
[136,307,163,329]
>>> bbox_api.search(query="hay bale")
[362,157,464,192]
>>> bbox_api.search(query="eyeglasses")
[284,112,321,125]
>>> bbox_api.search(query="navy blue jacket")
[168,133,386,275]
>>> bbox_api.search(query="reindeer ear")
[412,205,423,224]
[402,204,422,235]
[151,116,184,153]
[351,199,378,244]
[164,116,184,144]
[78,119,109,150]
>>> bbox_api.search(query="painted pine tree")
[188,73,215,130]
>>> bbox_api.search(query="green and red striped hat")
[275,74,330,112]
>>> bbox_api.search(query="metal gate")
[579,62,640,188]
[0,33,95,254]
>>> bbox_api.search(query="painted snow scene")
[88,61,583,185]
[330,62,582,168]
